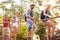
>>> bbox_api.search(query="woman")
[43,4,55,40]
[2,15,10,40]
[12,13,19,40]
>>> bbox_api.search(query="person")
[12,12,20,40]
[26,4,35,40]
[42,4,55,40]
[2,15,10,40]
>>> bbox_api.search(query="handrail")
[0,16,60,24]
[34,16,60,22]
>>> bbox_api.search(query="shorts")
[43,16,49,23]
[46,20,56,27]
[43,19,48,23]
[2,27,10,36]
[28,19,33,31]
[12,22,18,28]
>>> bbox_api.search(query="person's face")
[30,6,35,9]
[4,15,8,19]
[16,13,20,16]
[46,5,51,10]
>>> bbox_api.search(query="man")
[26,4,35,40]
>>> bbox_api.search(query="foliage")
[0,16,3,26]
[34,12,39,20]
[17,25,27,40]
[37,0,42,6]
[35,21,46,40]
[0,16,3,21]
[18,6,24,13]
[18,6,24,19]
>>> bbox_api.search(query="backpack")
[24,9,33,21]
[40,10,48,19]
[40,11,45,19]
[24,13,27,21]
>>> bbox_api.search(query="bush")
[17,25,28,40]
[35,21,46,40]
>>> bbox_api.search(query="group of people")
[2,13,20,40]
[25,4,57,40]
[2,4,57,40]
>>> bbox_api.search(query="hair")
[30,4,35,6]
[15,11,20,15]
[4,15,8,17]
[3,15,9,20]
[47,4,51,8]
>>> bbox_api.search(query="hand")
[47,15,51,18]
[27,15,32,18]
[31,17,34,20]
[49,16,51,18]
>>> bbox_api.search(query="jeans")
[28,19,33,31]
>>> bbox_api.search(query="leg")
[10,27,14,38]
[6,27,11,40]
[27,28,33,40]
[49,21,55,38]
[46,26,50,40]
[27,27,32,40]
[13,27,17,40]
[2,28,5,40]
[46,20,56,40]
[46,21,51,40]
[27,26,33,40]
[27,31,31,40]
[27,19,33,40]
[30,27,34,40]
[51,27,55,37]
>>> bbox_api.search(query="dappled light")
[0,0,60,40]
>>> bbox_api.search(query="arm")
[12,17,15,23]
[17,18,20,27]
[26,9,34,19]
[43,8,51,17]
[2,19,4,28]
[26,9,31,18]
[8,19,10,27]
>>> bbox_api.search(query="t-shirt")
[26,9,33,20]
[43,10,51,23]
[3,19,10,27]
[12,16,18,23]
